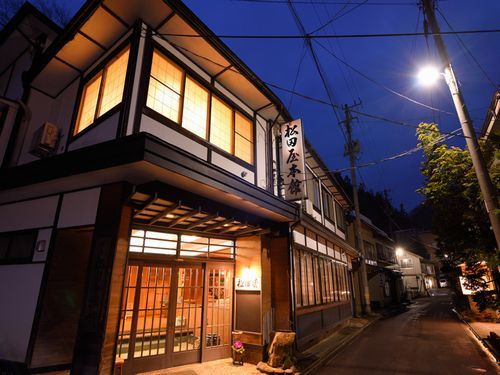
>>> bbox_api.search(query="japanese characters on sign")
[235,277,261,291]
[281,119,306,201]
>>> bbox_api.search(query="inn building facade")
[0,1,358,373]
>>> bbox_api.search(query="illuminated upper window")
[99,49,130,116]
[75,47,130,135]
[182,77,209,139]
[210,96,233,153]
[235,112,253,164]
[146,49,254,165]
[147,51,183,123]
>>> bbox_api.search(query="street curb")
[452,308,500,363]
[301,316,380,375]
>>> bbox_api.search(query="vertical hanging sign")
[281,119,306,201]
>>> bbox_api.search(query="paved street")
[318,290,499,375]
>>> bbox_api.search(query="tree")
[416,122,499,311]
[0,0,70,28]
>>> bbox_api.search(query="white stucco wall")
[0,264,44,362]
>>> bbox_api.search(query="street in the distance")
[318,289,498,375]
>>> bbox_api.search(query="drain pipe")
[289,205,302,337]
[0,97,31,167]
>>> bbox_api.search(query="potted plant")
[231,340,245,365]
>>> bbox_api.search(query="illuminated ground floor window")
[293,248,350,308]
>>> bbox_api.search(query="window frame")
[143,44,256,170]
[293,245,350,310]
[0,229,37,265]
[334,200,346,232]
[71,45,132,139]
[306,166,321,211]
[321,188,335,223]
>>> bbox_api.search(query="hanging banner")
[281,119,306,201]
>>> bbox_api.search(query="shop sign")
[281,119,306,201]
[235,276,261,291]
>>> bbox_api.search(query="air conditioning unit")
[31,121,59,158]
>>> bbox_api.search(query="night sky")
[63,0,500,211]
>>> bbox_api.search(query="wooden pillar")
[270,236,292,331]
[72,183,132,375]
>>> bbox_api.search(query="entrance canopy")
[129,182,272,238]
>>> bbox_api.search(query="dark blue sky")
[64,0,500,211]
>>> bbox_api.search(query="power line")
[352,109,476,139]
[436,7,498,90]
[286,1,345,134]
[330,128,461,172]
[157,28,500,40]
[313,39,456,115]
[288,44,308,110]
[310,0,369,35]
[230,0,417,5]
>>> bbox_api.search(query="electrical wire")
[286,1,345,135]
[352,109,476,139]
[329,128,461,173]
[156,28,500,40]
[310,0,369,35]
[436,7,498,90]
[288,43,308,110]
[231,0,420,5]
[313,39,456,115]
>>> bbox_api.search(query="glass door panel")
[205,265,233,358]
[117,265,139,360]
[173,267,204,353]
[133,266,172,358]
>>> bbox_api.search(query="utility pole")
[342,103,372,315]
[422,0,500,248]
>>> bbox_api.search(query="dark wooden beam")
[232,226,261,236]
[204,218,234,232]
[133,193,158,217]
[155,11,175,32]
[78,30,107,50]
[184,212,219,230]
[101,3,129,28]
[168,208,201,228]
[218,223,247,234]
[148,201,181,225]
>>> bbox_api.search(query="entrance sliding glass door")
[116,261,233,373]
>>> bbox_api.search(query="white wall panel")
[0,264,44,362]
[0,195,59,232]
[211,151,254,184]
[325,220,335,233]
[57,188,100,228]
[53,80,80,154]
[141,114,208,160]
[68,112,119,151]
[256,115,267,190]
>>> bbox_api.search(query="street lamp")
[395,247,404,257]
[417,65,441,87]
[420,0,500,249]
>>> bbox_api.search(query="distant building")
[395,248,436,298]
[358,215,403,309]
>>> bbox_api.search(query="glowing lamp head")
[417,66,441,86]
[395,247,404,257]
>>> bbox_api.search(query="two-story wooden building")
[0,1,358,374]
